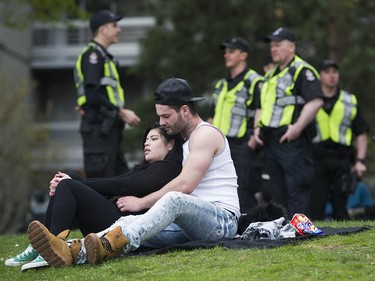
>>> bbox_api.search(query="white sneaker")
[21,255,49,271]
[5,244,38,266]
[347,207,365,219]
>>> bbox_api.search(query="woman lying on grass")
[5,122,183,271]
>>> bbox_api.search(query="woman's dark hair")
[131,122,183,173]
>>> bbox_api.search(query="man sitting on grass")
[28,77,241,267]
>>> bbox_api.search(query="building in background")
[2,0,155,173]
[31,16,155,172]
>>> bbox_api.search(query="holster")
[99,106,117,136]
[79,110,96,134]
[341,172,360,194]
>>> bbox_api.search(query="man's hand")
[116,196,145,212]
[253,127,264,146]
[279,98,323,143]
[248,135,258,150]
[75,106,85,116]
[353,161,366,178]
[279,124,302,143]
[118,108,141,126]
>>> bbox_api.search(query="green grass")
[1,221,374,281]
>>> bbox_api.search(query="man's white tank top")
[183,122,240,218]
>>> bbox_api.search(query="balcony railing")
[31,17,155,69]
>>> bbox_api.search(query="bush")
[0,75,34,234]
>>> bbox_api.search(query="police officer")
[310,59,369,220]
[254,27,324,218]
[262,52,275,74]
[74,10,141,178]
[207,37,264,215]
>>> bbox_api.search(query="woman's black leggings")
[43,179,123,236]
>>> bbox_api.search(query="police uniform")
[210,65,264,215]
[310,85,369,220]
[74,11,129,178]
[258,51,323,218]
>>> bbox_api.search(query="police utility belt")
[227,136,247,145]
[259,126,288,143]
[81,106,119,136]
[313,142,354,160]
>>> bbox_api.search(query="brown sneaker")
[84,226,128,265]
[28,220,73,267]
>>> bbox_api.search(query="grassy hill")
[1,220,374,281]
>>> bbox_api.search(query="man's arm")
[119,125,224,212]
[118,108,141,126]
[248,108,261,149]
[280,97,323,143]
[353,133,368,177]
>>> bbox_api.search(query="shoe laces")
[100,237,116,253]
[18,245,37,259]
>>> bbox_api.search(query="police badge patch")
[89,52,98,64]
[305,69,315,81]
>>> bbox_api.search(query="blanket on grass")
[135,225,371,255]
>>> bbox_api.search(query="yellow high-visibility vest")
[313,90,357,146]
[259,56,319,128]
[74,42,125,107]
[212,69,263,138]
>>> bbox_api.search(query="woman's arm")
[81,161,182,197]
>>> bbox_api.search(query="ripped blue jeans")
[100,191,238,252]
[75,191,238,263]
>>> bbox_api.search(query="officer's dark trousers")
[261,137,315,219]
[310,156,351,220]
[229,140,261,215]
[80,117,128,178]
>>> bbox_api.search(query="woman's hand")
[49,171,71,196]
